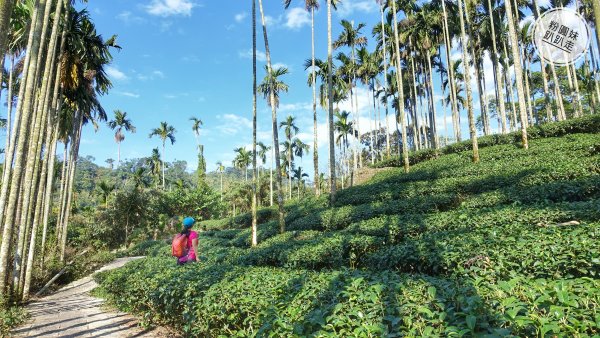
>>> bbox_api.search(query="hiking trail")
[12,257,175,338]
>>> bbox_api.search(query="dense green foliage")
[0,305,27,337]
[375,114,600,168]
[96,133,600,336]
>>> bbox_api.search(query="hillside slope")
[96,132,600,337]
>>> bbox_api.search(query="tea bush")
[96,132,600,337]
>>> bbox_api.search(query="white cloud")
[265,15,283,27]
[285,7,310,30]
[216,114,253,135]
[279,102,312,113]
[106,66,128,81]
[272,62,291,71]
[336,0,377,17]
[138,70,165,81]
[146,0,195,17]
[238,48,267,62]
[235,12,247,23]
[116,11,145,24]
[118,91,140,98]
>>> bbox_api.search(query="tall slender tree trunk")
[441,0,461,142]
[550,61,566,121]
[270,145,273,206]
[56,142,68,243]
[162,142,166,188]
[251,0,258,247]
[409,43,420,151]
[220,172,223,201]
[288,143,292,200]
[0,1,39,228]
[0,0,46,295]
[326,0,337,203]
[0,0,16,61]
[40,133,58,266]
[60,116,82,263]
[311,7,319,196]
[486,0,508,133]
[571,62,583,117]
[474,58,489,135]
[457,0,479,162]
[504,0,528,149]
[480,61,492,133]
[258,0,285,231]
[426,50,438,149]
[589,40,600,107]
[391,0,409,173]
[593,0,600,53]
[377,1,390,158]
[4,56,14,152]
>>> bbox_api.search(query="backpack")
[172,233,188,258]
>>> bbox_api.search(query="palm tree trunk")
[40,131,58,268]
[0,56,17,221]
[550,61,566,121]
[391,0,409,173]
[589,41,600,106]
[14,58,52,294]
[0,0,46,294]
[56,142,69,243]
[440,70,449,145]
[0,0,16,61]
[162,142,166,188]
[270,145,273,206]
[4,55,12,150]
[441,0,461,142]
[258,0,285,231]
[523,55,536,123]
[426,50,438,148]
[377,0,390,157]
[350,79,358,173]
[0,3,39,229]
[409,42,421,151]
[480,61,492,133]
[60,115,83,263]
[326,0,337,203]
[457,0,479,162]
[368,86,375,164]
[571,62,583,117]
[23,113,55,299]
[251,0,258,247]
[220,172,224,202]
[504,0,528,149]
[593,0,600,53]
[502,40,518,130]
[311,6,319,197]
[486,0,508,133]
[474,58,489,136]
[288,143,292,200]
[21,0,63,286]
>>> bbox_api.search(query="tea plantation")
[95,129,600,337]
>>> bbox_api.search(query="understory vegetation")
[95,131,600,337]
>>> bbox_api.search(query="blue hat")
[183,217,195,228]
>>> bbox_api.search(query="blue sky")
[2,0,595,179]
[75,0,387,175]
